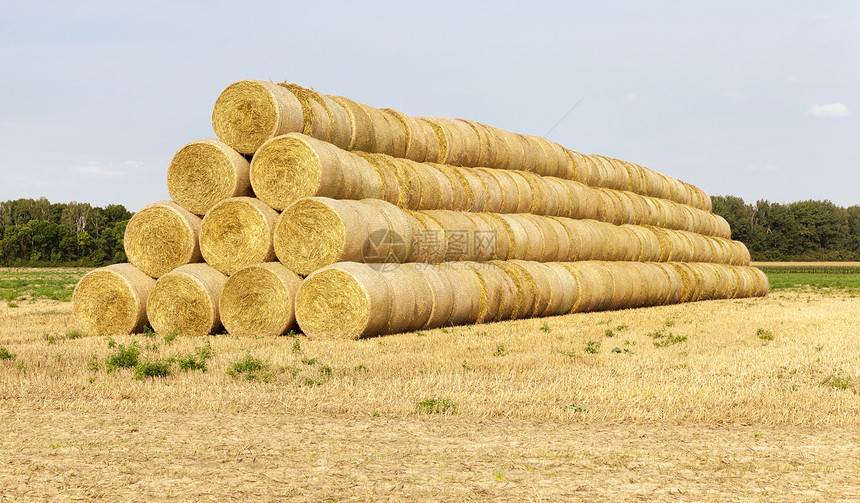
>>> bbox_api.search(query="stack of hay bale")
[72,79,768,339]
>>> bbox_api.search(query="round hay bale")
[475,213,513,260]
[573,262,614,312]
[512,261,554,317]
[476,168,520,214]
[647,263,675,305]
[453,166,485,212]
[378,108,411,158]
[295,262,392,339]
[451,119,481,166]
[544,263,578,315]
[564,150,587,184]
[623,262,650,308]
[408,211,447,263]
[363,198,414,264]
[710,264,734,300]
[370,263,432,334]
[494,130,525,171]
[485,126,510,171]
[73,263,155,336]
[750,267,770,297]
[419,265,455,329]
[690,264,717,301]
[523,215,565,262]
[614,226,642,262]
[464,167,498,213]
[361,104,395,156]
[506,171,534,214]
[422,210,479,262]
[622,225,660,262]
[471,262,504,323]
[632,263,661,306]
[560,180,590,220]
[147,263,228,336]
[249,133,354,210]
[350,153,388,201]
[328,95,376,152]
[277,83,332,144]
[436,263,482,326]
[358,152,419,209]
[732,241,751,266]
[525,171,561,216]
[124,200,203,278]
[602,224,633,262]
[709,238,733,265]
[310,91,352,151]
[666,262,697,303]
[491,260,536,320]
[463,120,494,168]
[683,232,709,263]
[520,136,550,176]
[623,191,651,225]
[549,217,584,261]
[427,163,471,211]
[559,262,603,313]
[645,227,672,262]
[416,118,441,163]
[545,178,572,217]
[211,80,304,154]
[604,263,634,310]
[463,212,498,262]
[658,263,684,305]
[273,198,367,275]
[527,261,566,317]
[219,262,302,337]
[167,139,252,216]
[417,117,452,164]
[402,159,454,210]
[614,191,638,226]
[714,215,732,239]
[504,214,543,262]
[671,231,695,262]
[199,197,278,275]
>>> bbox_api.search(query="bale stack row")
[72,79,768,340]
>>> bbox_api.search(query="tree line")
[1,196,859,266]
[0,198,132,266]
[711,196,860,261]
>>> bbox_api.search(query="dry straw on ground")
[199,197,278,275]
[72,263,155,336]
[146,263,228,336]
[211,80,304,154]
[123,200,203,278]
[167,139,252,215]
[219,262,302,337]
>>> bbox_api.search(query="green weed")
[416,397,458,414]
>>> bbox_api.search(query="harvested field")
[2,267,860,501]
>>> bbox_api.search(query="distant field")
[2,266,860,500]
[753,261,860,290]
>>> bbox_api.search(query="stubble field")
[1,266,860,501]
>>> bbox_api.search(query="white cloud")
[74,161,123,177]
[625,93,636,102]
[786,75,799,82]
[123,160,145,168]
[809,103,850,118]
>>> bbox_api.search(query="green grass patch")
[766,271,860,291]
[417,397,458,414]
[0,268,90,303]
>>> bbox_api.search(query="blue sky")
[1,1,858,211]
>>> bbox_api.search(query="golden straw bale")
[552,217,588,262]
[470,262,504,323]
[219,262,302,337]
[362,198,414,264]
[475,168,520,214]
[475,213,514,260]
[419,265,455,329]
[211,80,304,154]
[519,136,549,175]
[623,262,650,308]
[355,104,392,155]
[277,83,332,144]
[167,139,252,216]
[463,120,494,168]
[544,263,578,315]
[349,152,389,201]
[485,125,510,171]
[357,152,419,209]
[146,263,228,336]
[73,263,155,336]
[417,118,441,163]
[401,159,455,210]
[512,261,556,317]
[452,166,485,212]
[422,210,480,262]
[471,168,503,213]
[545,178,572,217]
[522,171,560,216]
[603,263,633,310]
[427,163,472,211]
[491,260,537,320]
[501,214,543,262]
[370,263,433,334]
[408,211,447,263]
[436,263,482,326]
[295,262,393,339]
[450,119,481,166]
[124,200,203,278]
[199,197,278,275]
[506,171,534,213]
[417,117,452,164]
[498,130,527,171]
[621,225,660,262]
[714,214,732,239]
[328,95,376,152]
[666,262,697,303]
[285,85,353,150]
[463,213,498,262]
[250,133,352,210]
[378,108,409,158]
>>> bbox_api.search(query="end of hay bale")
[124,200,203,278]
[211,80,304,154]
[146,263,228,336]
[167,139,252,216]
[72,263,155,336]
[200,197,278,275]
[220,262,302,337]
[295,262,392,339]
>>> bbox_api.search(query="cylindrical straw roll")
[369,263,433,334]
[474,213,513,260]
[251,133,369,211]
[199,197,279,275]
[426,163,471,211]
[378,109,408,158]
[328,95,376,152]
[543,263,578,315]
[462,213,499,262]
[518,261,564,317]
[219,262,302,337]
[500,214,543,262]
[211,80,304,154]
[146,263,228,336]
[277,83,332,146]
[472,262,518,322]
[491,260,537,320]
[417,117,452,164]
[475,168,520,214]
[296,262,393,339]
[551,217,587,262]
[167,139,252,216]
[72,263,156,336]
[124,200,203,278]
[436,263,483,326]
[419,265,455,329]
[408,211,447,263]
[422,210,479,261]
